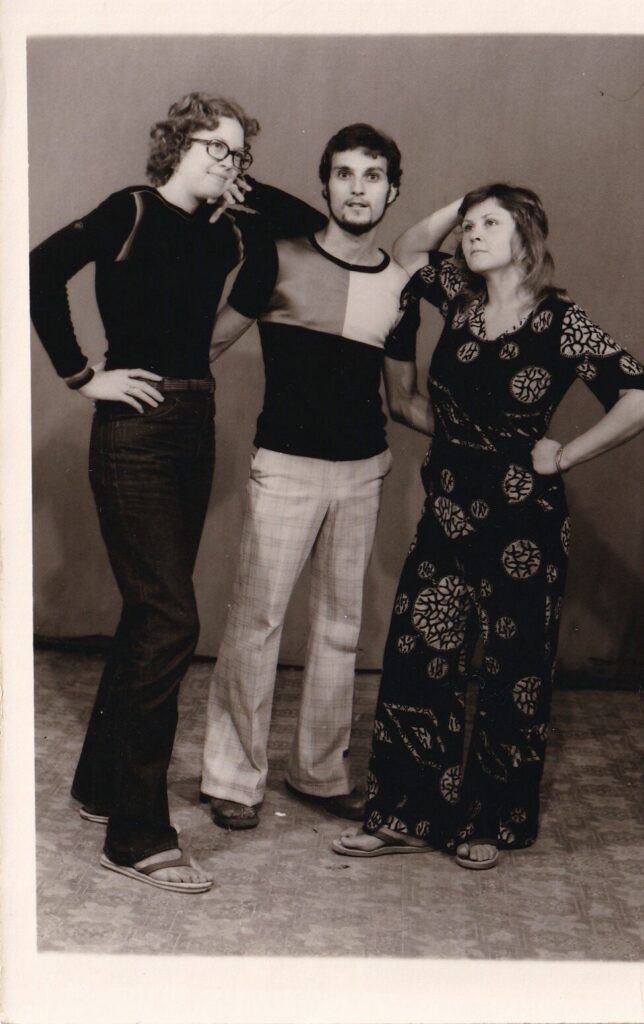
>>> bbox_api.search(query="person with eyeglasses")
[29,91,325,894]
[188,135,252,169]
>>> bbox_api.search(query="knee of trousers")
[171,605,201,655]
[128,599,201,664]
[309,618,362,654]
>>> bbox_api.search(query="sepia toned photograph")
[3,4,643,1022]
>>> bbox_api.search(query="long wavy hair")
[146,92,260,186]
[453,183,565,308]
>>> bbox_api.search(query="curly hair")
[318,123,402,190]
[452,183,565,307]
[146,92,260,186]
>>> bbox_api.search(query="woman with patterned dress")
[332,183,644,869]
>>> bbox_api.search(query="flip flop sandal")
[332,832,436,858]
[79,806,109,824]
[100,851,212,893]
[80,808,182,835]
[455,839,499,870]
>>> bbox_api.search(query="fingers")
[120,394,144,414]
[130,369,163,381]
[206,190,239,224]
[129,379,164,402]
[127,385,162,408]
[126,371,164,407]
[229,184,247,204]
[222,181,247,205]
[235,176,252,196]
[118,372,163,410]
[531,437,560,475]
[85,368,168,412]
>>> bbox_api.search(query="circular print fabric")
[457,341,480,363]
[502,464,534,503]
[412,575,469,651]
[512,676,542,715]
[495,615,518,639]
[439,765,462,804]
[531,309,553,333]
[433,497,475,539]
[502,539,542,579]
[510,365,552,404]
[499,340,520,360]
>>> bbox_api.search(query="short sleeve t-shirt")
[229,234,417,460]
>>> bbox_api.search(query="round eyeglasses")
[189,137,253,172]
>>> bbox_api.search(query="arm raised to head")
[393,197,463,276]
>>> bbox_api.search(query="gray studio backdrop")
[28,35,643,681]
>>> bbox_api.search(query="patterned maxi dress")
[363,251,644,851]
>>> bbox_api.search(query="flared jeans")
[72,386,214,864]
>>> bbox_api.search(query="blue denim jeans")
[72,384,215,864]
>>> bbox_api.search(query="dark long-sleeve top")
[29,178,327,380]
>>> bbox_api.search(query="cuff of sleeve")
[384,351,416,363]
[65,364,94,390]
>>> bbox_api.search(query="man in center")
[201,123,421,829]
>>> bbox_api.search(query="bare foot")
[455,841,498,868]
[133,848,212,885]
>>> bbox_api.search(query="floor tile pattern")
[34,651,643,958]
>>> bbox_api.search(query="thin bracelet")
[555,444,567,474]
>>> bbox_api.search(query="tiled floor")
[34,650,643,959]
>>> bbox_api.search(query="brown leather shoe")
[284,781,366,821]
[208,797,259,830]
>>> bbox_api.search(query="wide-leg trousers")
[363,439,570,850]
[72,387,214,865]
[201,446,392,806]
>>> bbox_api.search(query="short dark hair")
[146,92,260,186]
[454,183,564,303]
[318,123,402,189]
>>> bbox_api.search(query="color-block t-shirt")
[229,234,417,460]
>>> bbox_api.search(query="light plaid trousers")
[201,446,393,805]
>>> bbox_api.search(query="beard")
[329,204,387,236]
